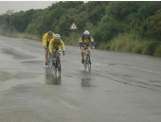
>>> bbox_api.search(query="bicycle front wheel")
[84,55,91,72]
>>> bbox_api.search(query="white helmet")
[83,30,90,35]
[55,34,61,40]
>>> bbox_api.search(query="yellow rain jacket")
[79,36,94,43]
[42,32,55,48]
[49,39,65,54]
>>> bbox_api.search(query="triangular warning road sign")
[70,23,77,30]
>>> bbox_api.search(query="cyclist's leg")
[57,52,61,71]
[87,47,92,64]
[44,47,48,65]
[81,47,85,63]
[87,47,91,56]
[57,51,61,64]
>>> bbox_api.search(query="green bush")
[106,33,161,57]
[109,33,137,52]
[154,45,161,57]
[132,42,144,54]
[142,41,160,55]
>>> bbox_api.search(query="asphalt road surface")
[0,35,161,122]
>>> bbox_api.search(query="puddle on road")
[0,71,39,82]
[108,63,117,66]
[21,60,42,64]
[14,72,39,79]
[1,48,34,59]
[149,80,161,88]
[81,77,91,87]
[0,71,14,81]
[150,80,161,83]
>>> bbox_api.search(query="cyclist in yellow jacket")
[79,30,95,64]
[49,34,65,55]
[42,31,55,65]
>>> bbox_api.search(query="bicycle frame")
[49,49,61,77]
[83,46,91,72]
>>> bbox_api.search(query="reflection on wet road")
[45,67,61,85]
[0,35,161,122]
[81,71,92,87]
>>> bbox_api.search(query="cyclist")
[79,30,95,64]
[42,31,55,66]
[49,34,65,58]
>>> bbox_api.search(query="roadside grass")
[154,45,161,57]
[106,33,161,57]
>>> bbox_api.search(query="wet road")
[0,35,161,122]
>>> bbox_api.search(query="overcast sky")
[0,1,55,15]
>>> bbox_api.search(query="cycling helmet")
[83,30,90,35]
[55,34,61,40]
[48,31,53,37]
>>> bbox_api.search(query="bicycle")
[83,46,92,72]
[48,49,62,78]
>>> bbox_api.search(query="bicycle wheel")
[84,56,87,71]
[58,63,61,77]
[84,54,91,72]
[51,62,56,76]
[55,64,61,78]
[51,56,60,79]
[86,54,91,72]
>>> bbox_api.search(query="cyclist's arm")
[79,38,85,48]
[91,36,94,42]
[42,33,48,48]
[90,36,96,47]
[60,39,65,51]
[49,39,54,54]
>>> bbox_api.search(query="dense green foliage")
[0,1,161,56]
